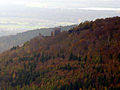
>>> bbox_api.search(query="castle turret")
[51,27,61,36]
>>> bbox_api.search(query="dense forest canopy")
[0,17,120,89]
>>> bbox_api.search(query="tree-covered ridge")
[0,25,76,53]
[0,17,120,89]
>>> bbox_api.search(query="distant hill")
[0,25,76,53]
[0,17,120,89]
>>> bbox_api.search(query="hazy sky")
[0,0,120,36]
[0,0,120,10]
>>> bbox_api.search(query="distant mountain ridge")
[0,25,76,53]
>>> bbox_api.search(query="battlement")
[51,27,61,36]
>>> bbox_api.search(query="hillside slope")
[0,25,76,53]
[0,17,120,89]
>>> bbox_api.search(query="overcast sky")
[0,0,120,10]
[0,0,119,36]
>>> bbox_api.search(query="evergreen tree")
[78,56,81,61]
[118,53,120,62]
[84,55,87,62]
[69,53,73,60]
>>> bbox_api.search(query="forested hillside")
[0,25,76,53]
[0,17,120,90]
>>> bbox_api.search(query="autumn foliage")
[0,17,120,89]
